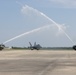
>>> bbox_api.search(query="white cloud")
[49,0,76,8]
[21,5,32,15]
[21,5,40,16]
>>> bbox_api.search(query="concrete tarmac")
[0,50,76,75]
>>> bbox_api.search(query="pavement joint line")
[38,59,58,75]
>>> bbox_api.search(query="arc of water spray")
[24,5,74,45]
[3,3,75,45]
[40,13,75,45]
[3,25,50,44]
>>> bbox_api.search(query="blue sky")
[0,0,76,47]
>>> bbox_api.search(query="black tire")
[31,48,33,50]
[36,49,39,50]
[0,47,3,51]
[73,45,76,50]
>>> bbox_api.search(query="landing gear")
[31,48,34,50]
[37,49,39,50]
[73,45,76,50]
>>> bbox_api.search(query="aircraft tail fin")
[29,42,32,47]
[34,42,36,46]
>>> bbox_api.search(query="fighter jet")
[29,42,42,50]
[0,44,5,51]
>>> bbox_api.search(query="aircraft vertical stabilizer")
[29,42,32,47]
